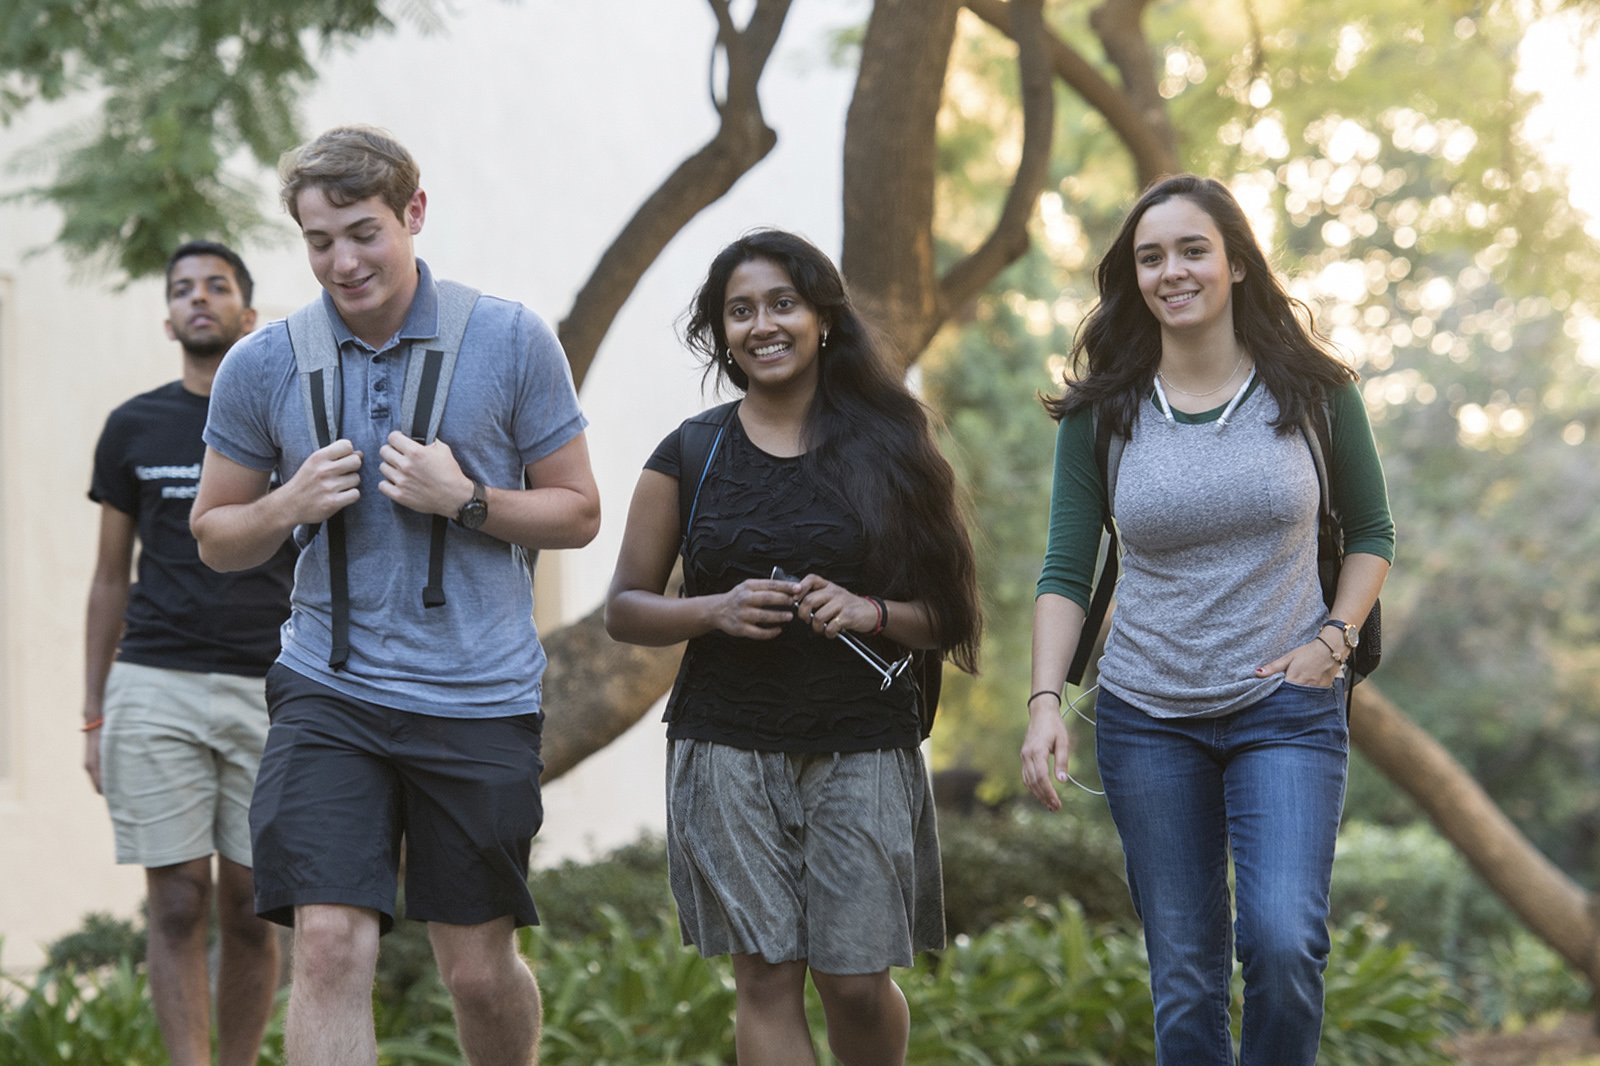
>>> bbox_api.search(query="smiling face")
[164,254,256,358]
[296,185,425,348]
[1133,196,1246,340]
[722,257,825,398]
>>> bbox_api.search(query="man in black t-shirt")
[84,242,293,1066]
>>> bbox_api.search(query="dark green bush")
[530,837,675,942]
[1331,822,1518,965]
[938,806,1135,937]
[42,911,145,971]
[1329,821,1589,1025]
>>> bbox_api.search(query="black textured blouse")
[645,408,921,753]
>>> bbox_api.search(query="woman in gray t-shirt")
[1022,175,1393,1066]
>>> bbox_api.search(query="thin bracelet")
[81,717,105,732]
[1315,634,1343,662]
[868,596,887,635]
[1027,690,1062,709]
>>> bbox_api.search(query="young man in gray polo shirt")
[192,126,600,1066]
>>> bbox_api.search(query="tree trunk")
[842,0,964,359]
[1351,684,1600,989]
[538,604,684,782]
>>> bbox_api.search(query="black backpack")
[675,403,943,737]
[1069,397,1381,696]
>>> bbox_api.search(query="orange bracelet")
[81,717,105,732]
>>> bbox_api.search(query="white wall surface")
[0,0,867,971]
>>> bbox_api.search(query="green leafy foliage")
[1331,822,1590,1027]
[1319,918,1464,1066]
[0,960,168,1064]
[5,903,1464,1065]
[0,0,424,277]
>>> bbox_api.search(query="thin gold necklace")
[1156,351,1246,398]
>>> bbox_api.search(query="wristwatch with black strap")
[1321,617,1359,653]
[454,480,488,531]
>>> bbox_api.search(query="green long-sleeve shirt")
[1037,378,1395,613]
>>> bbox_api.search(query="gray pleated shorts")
[665,738,945,974]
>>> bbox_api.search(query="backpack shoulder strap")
[1299,399,1334,519]
[286,299,341,448]
[675,401,740,597]
[400,280,482,444]
[1068,410,1123,687]
[677,401,740,537]
[284,298,350,668]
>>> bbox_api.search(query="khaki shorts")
[100,661,269,868]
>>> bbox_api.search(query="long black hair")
[685,229,981,674]
[1045,174,1355,434]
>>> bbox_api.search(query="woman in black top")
[606,229,979,1065]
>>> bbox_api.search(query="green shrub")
[903,900,1157,1065]
[530,837,676,942]
[1457,928,1591,1029]
[2,905,1463,1065]
[936,807,1135,937]
[42,911,145,972]
[0,961,167,1064]
[529,907,738,1065]
[1331,822,1519,965]
[1330,821,1590,1026]
[1320,917,1464,1066]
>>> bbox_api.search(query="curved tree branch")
[1089,0,1179,182]
[538,604,685,782]
[1351,683,1600,990]
[965,0,1178,185]
[557,0,793,389]
[933,0,1055,352]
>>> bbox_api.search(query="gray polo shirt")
[205,260,587,717]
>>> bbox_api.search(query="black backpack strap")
[675,402,739,597]
[401,280,481,611]
[287,302,351,670]
[1300,403,1342,608]
[1067,411,1122,687]
[412,348,450,608]
[1301,397,1371,708]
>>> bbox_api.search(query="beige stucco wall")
[0,0,862,972]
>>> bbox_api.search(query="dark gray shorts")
[250,664,545,933]
[665,739,945,974]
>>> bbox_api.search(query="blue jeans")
[1096,679,1348,1066]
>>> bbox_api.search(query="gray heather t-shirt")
[1097,385,1326,718]
[204,261,587,718]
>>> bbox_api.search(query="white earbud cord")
[1059,685,1105,796]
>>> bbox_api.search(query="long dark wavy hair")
[1045,174,1356,435]
[684,229,981,674]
